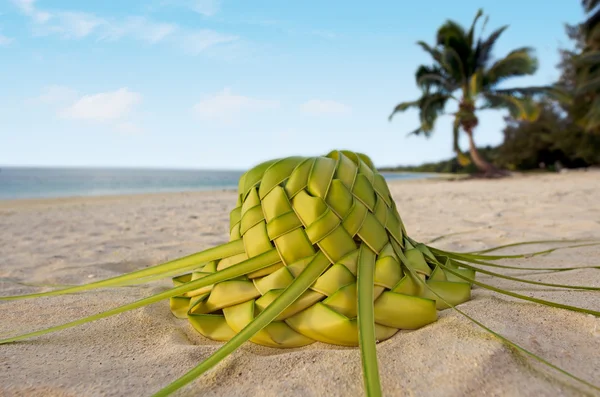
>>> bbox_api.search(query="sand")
[1,172,599,397]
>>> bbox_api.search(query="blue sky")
[0,0,585,169]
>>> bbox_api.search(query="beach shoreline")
[0,166,440,201]
[1,173,599,396]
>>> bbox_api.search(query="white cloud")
[115,122,143,135]
[11,0,233,53]
[193,88,279,121]
[99,17,176,43]
[36,85,78,104]
[135,21,176,43]
[300,99,351,115]
[31,86,144,135]
[45,12,104,39]
[0,34,13,46]
[60,88,142,121]
[180,30,238,54]
[12,0,51,23]
[156,0,221,16]
[30,12,175,43]
[13,1,105,39]
[190,0,221,16]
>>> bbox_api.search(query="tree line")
[387,2,599,175]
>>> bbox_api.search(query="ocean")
[0,167,435,200]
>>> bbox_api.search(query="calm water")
[0,167,435,200]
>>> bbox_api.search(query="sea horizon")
[0,166,436,200]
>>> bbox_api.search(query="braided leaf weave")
[170,150,473,346]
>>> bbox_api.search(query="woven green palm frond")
[170,150,468,351]
[1,150,599,397]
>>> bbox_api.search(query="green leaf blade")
[0,240,246,301]
[152,252,331,397]
[357,244,382,397]
[0,249,280,345]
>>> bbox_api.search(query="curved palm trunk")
[464,128,501,175]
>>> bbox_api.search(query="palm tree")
[574,0,600,133]
[389,9,558,175]
[583,0,599,42]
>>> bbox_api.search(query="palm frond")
[581,96,600,131]
[585,9,600,44]
[474,25,509,68]
[419,93,451,131]
[416,41,444,64]
[388,100,421,121]
[415,65,457,93]
[489,85,573,110]
[442,47,467,84]
[492,85,571,102]
[584,0,600,12]
[484,47,538,87]
[575,72,600,96]
[478,15,489,40]
[415,41,463,85]
[436,20,467,48]
[574,50,600,66]
[437,20,473,76]
[468,69,484,97]
[404,125,426,137]
[481,92,541,121]
[467,9,484,48]
[389,94,452,136]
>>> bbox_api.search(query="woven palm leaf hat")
[169,149,473,346]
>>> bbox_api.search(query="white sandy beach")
[1,172,599,397]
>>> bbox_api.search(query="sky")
[0,0,586,170]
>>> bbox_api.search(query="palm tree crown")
[389,9,558,173]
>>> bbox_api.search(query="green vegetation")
[495,1,600,171]
[389,9,560,175]
[380,147,497,174]
[389,4,600,174]
[497,102,600,170]
[573,0,600,133]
